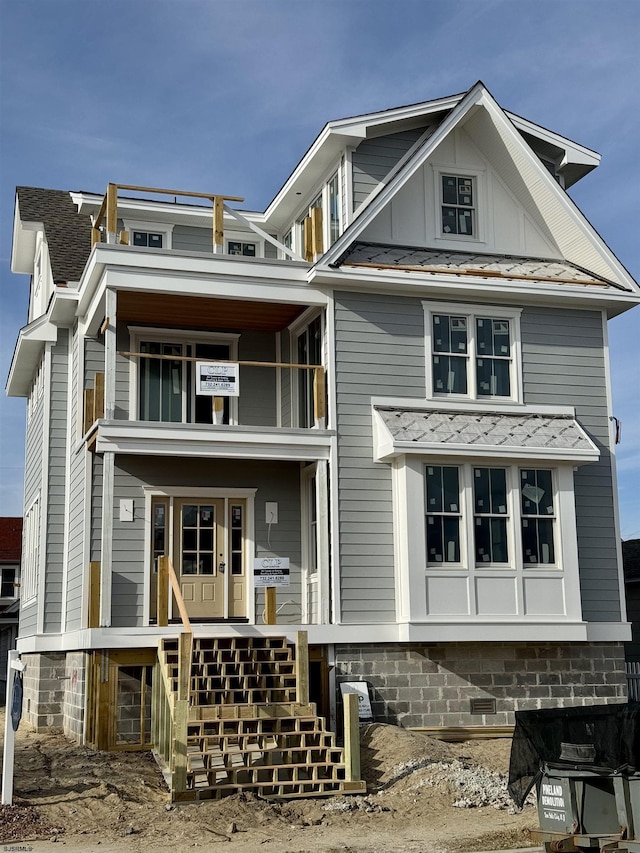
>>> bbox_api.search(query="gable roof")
[14,187,92,282]
[317,82,639,295]
[0,518,22,563]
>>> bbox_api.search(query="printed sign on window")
[196,362,240,397]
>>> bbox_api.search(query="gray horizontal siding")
[44,330,69,633]
[66,329,86,631]
[172,224,212,253]
[521,307,619,622]
[352,126,431,210]
[335,291,425,623]
[109,457,303,627]
[238,333,277,426]
[115,326,129,420]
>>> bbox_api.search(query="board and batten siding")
[520,307,619,622]
[334,291,426,622]
[109,457,303,626]
[65,328,87,630]
[43,329,69,633]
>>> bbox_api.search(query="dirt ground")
[0,711,538,853]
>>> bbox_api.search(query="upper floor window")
[423,302,522,402]
[291,169,342,258]
[132,230,163,249]
[441,174,475,237]
[21,496,40,603]
[227,240,256,257]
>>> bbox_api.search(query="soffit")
[117,291,305,333]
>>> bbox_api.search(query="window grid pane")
[521,469,556,564]
[476,318,511,397]
[181,504,216,576]
[474,468,509,564]
[426,465,461,564]
[432,315,468,394]
[442,176,474,236]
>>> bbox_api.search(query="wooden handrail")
[157,555,192,633]
[119,352,322,370]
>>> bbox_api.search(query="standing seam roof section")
[16,187,93,283]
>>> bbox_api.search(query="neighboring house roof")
[374,408,599,462]
[338,242,620,289]
[623,540,640,583]
[0,518,22,564]
[16,187,92,282]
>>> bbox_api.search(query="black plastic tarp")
[508,702,640,808]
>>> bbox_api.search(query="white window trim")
[21,494,41,605]
[288,308,325,429]
[394,456,582,623]
[225,232,263,258]
[301,463,318,624]
[128,326,240,425]
[141,487,256,626]
[290,163,343,255]
[423,301,523,403]
[432,165,486,244]
[122,219,175,250]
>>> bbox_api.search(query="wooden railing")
[120,351,326,425]
[90,183,304,261]
[153,555,193,797]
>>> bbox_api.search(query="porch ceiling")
[117,291,306,332]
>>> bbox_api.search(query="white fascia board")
[309,266,640,317]
[95,422,333,461]
[6,316,59,397]
[505,111,601,169]
[11,200,42,274]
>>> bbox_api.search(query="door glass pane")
[181,504,216,576]
[230,504,244,576]
[193,343,231,424]
[139,341,182,421]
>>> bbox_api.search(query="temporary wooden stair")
[154,634,366,801]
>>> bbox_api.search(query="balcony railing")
[83,357,326,442]
[91,183,304,260]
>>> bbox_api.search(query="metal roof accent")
[340,242,616,288]
[377,408,597,452]
[16,187,92,283]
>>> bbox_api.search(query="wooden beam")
[106,182,118,235]
[264,587,277,625]
[178,632,193,703]
[114,183,243,203]
[343,692,360,782]
[295,631,309,706]
[88,562,101,628]
[313,366,326,423]
[99,317,110,335]
[94,372,105,420]
[119,352,321,370]
[83,388,94,434]
[311,206,323,257]
[91,227,101,247]
[213,194,224,250]
[303,216,313,262]
[118,230,130,245]
[171,699,189,798]
[157,556,169,628]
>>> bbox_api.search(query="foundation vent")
[470,697,496,715]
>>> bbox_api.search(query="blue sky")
[0,0,638,537]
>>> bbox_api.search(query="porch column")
[100,451,115,627]
[317,460,330,624]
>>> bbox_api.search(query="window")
[295,314,322,428]
[425,464,557,569]
[132,329,238,425]
[292,169,342,257]
[441,174,475,237]
[132,231,163,249]
[425,303,521,401]
[27,357,45,423]
[1,567,17,598]
[227,240,256,257]
[328,172,340,245]
[21,497,40,603]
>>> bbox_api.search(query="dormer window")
[441,175,475,236]
[132,230,163,249]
